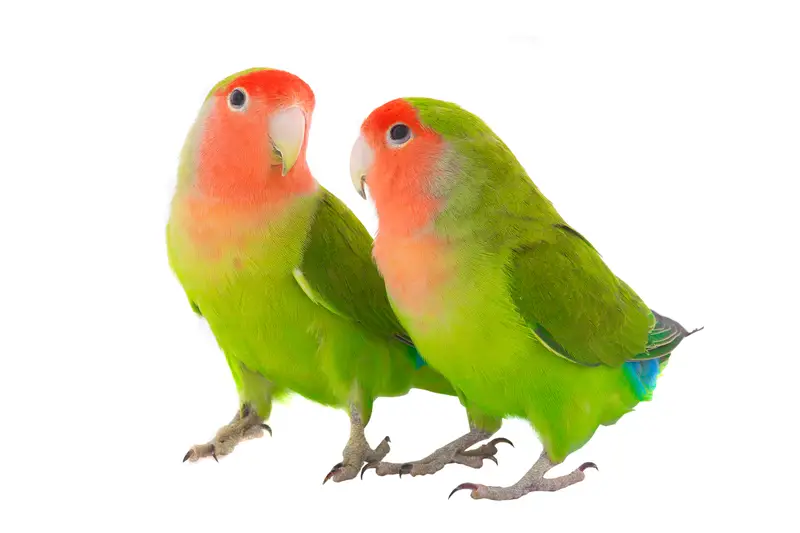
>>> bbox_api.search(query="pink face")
[350,99,445,237]
[191,68,316,206]
[349,99,457,316]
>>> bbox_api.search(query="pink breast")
[373,233,453,317]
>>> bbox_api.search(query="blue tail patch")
[624,357,668,401]
[394,333,427,369]
[623,310,702,401]
[410,346,427,369]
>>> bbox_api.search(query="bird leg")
[323,404,391,484]
[448,449,597,501]
[361,428,513,478]
[182,403,272,463]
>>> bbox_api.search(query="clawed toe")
[461,437,514,458]
[365,436,392,462]
[325,434,393,484]
[182,443,218,463]
[323,462,344,485]
[359,437,509,479]
[324,460,364,484]
[360,461,378,479]
[448,482,484,499]
[448,455,599,501]
[449,435,512,470]
[360,460,421,478]
[359,459,404,478]
[398,463,413,478]
[183,406,271,464]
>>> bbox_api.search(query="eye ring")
[386,122,412,147]
[228,87,248,111]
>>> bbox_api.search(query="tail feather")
[634,310,704,361]
[625,310,702,401]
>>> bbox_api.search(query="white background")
[2,1,798,531]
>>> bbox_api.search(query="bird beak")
[350,135,374,200]
[269,106,306,176]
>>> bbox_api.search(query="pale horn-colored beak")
[350,135,374,200]
[269,106,306,176]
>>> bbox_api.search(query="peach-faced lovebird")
[349,97,702,500]
[166,70,504,483]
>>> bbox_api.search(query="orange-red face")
[189,68,316,205]
[350,99,445,236]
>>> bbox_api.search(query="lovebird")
[349,97,702,500]
[166,69,503,483]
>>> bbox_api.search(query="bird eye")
[387,123,412,146]
[228,88,247,110]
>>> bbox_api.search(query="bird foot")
[323,436,391,484]
[182,405,271,463]
[361,437,513,478]
[448,460,597,501]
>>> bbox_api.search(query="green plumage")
[377,98,699,463]
[167,183,453,426]
[297,193,416,347]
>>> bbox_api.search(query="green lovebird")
[349,97,702,500]
[166,69,505,483]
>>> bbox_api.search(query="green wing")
[508,224,695,367]
[295,188,414,346]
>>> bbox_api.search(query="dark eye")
[228,88,247,110]
[387,123,412,146]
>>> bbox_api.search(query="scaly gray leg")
[323,404,391,484]
[182,404,271,463]
[361,428,513,478]
[448,449,597,501]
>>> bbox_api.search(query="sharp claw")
[260,423,272,436]
[360,461,378,479]
[323,462,344,485]
[485,455,498,466]
[448,482,479,500]
[211,445,218,463]
[182,450,192,463]
[490,437,514,448]
[579,461,598,472]
[399,463,413,478]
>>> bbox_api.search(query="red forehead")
[361,98,423,138]
[214,69,315,109]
